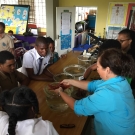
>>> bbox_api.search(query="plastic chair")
[14,47,26,68]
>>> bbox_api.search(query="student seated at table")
[83,39,121,80]
[21,36,54,81]
[8,30,17,42]
[53,48,135,135]
[0,51,30,92]
[0,86,59,135]
[46,37,59,64]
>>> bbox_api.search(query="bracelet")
[58,88,63,96]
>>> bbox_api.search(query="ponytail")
[8,114,17,135]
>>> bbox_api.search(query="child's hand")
[60,79,71,86]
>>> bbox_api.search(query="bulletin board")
[0,4,30,34]
[106,2,135,39]
[60,12,72,50]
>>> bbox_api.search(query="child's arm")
[83,63,97,79]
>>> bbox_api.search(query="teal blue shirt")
[53,52,59,63]
[74,76,135,135]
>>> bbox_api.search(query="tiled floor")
[81,116,96,135]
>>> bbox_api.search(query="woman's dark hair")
[35,36,48,46]
[98,48,135,78]
[46,37,54,45]
[0,22,5,29]
[0,86,39,135]
[118,28,135,41]
[98,39,121,56]
[118,29,135,50]
[0,51,14,64]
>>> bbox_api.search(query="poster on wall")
[61,12,71,50]
[0,4,30,34]
[107,26,125,39]
[107,3,128,26]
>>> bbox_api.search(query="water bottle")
[83,50,87,56]
[98,33,101,39]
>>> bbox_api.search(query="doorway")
[75,7,97,33]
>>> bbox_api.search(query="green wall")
[59,0,133,37]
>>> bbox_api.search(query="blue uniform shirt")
[53,52,59,63]
[74,76,135,135]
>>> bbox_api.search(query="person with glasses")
[117,29,135,59]
[117,29,135,91]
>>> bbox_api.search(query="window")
[0,0,46,28]
[19,0,46,28]
[18,0,35,24]
[0,0,18,5]
[34,0,46,28]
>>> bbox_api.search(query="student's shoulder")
[54,52,58,54]
[0,111,8,118]
[54,52,59,56]
[24,48,35,56]
[4,34,12,40]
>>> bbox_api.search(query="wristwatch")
[78,76,86,80]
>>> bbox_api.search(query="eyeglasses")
[117,39,130,44]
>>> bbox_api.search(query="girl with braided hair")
[0,86,59,135]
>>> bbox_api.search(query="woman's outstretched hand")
[60,79,72,86]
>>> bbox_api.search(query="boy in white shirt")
[21,36,53,81]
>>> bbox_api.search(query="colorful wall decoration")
[106,2,135,39]
[0,4,30,34]
[60,12,72,50]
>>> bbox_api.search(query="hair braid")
[8,114,17,135]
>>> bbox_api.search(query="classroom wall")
[46,0,59,39]
[59,0,133,37]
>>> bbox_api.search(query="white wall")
[46,0,59,39]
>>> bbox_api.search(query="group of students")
[0,27,135,135]
[0,27,61,134]
[0,36,60,91]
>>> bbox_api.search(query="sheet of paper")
[61,12,71,35]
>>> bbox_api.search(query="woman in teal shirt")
[53,48,135,135]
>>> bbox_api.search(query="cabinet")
[15,35,37,44]
[14,35,37,50]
